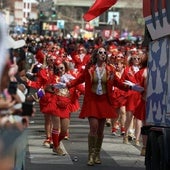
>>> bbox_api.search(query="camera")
[8,81,18,94]
[21,102,34,116]
[26,72,34,80]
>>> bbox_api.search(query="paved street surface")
[25,97,145,170]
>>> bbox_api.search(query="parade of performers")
[8,34,147,148]
[3,0,170,169]
[53,46,144,165]
[22,45,85,155]
[1,29,148,168]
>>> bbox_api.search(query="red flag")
[83,0,118,22]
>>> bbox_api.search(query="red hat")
[55,58,63,66]
[109,45,117,51]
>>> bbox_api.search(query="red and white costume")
[49,72,85,119]
[121,65,141,112]
[71,47,91,72]
[27,66,55,114]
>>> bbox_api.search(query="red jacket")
[67,64,130,105]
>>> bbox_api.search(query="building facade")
[1,0,144,37]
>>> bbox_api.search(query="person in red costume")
[105,44,119,127]
[121,49,145,145]
[43,59,84,155]
[54,47,144,166]
[110,52,128,136]
[23,52,56,148]
[133,50,148,156]
[71,45,91,72]
[107,44,118,59]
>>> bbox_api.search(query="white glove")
[81,65,85,70]
[67,55,72,61]
[123,80,135,86]
[131,84,144,92]
[60,74,75,83]
[124,80,144,92]
[53,82,66,89]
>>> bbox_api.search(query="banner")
[83,0,118,22]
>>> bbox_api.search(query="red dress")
[51,72,85,119]
[121,65,141,112]
[27,67,56,114]
[67,64,130,119]
[133,68,147,121]
[111,69,128,108]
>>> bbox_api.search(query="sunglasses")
[133,57,141,61]
[98,51,107,55]
[116,55,124,58]
[57,66,64,71]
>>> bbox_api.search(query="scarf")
[96,65,106,95]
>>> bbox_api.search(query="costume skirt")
[79,92,117,119]
[39,93,56,114]
[111,89,127,109]
[125,91,140,112]
[133,98,146,121]
[69,99,80,113]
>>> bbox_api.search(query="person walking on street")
[109,53,127,136]
[44,59,84,155]
[121,49,144,145]
[23,52,55,148]
[133,50,148,155]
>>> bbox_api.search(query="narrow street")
[25,97,145,170]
